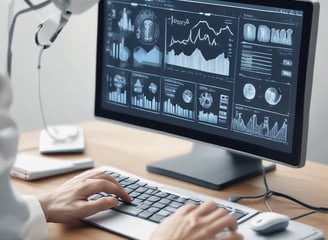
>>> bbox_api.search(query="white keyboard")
[83,165,258,240]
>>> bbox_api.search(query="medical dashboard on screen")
[94,0,319,189]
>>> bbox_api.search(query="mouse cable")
[262,191,319,220]
[228,167,328,219]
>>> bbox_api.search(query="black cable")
[7,0,52,76]
[228,167,270,203]
[269,190,328,212]
[23,0,34,7]
[228,167,328,219]
[290,210,318,221]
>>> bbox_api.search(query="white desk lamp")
[8,0,99,153]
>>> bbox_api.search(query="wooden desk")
[13,120,328,239]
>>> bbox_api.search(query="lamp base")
[39,125,85,154]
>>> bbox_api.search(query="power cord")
[37,46,78,142]
[36,46,54,139]
[228,167,328,220]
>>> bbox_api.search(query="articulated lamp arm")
[7,0,100,75]
[35,0,99,48]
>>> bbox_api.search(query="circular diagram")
[113,74,127,89]
[182,90,193,103]
[265,87,282,105]
[199,92,213,109]
[243,83,256,100]
[148,82,158,94]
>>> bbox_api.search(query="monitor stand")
[147,142,276,190]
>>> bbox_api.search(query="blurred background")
[5,0,328,165]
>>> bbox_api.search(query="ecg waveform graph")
[231,111,288,142]
[167,20,233,76]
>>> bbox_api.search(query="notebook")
[11,153,94,180]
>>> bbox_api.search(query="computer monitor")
[94,0,320,189]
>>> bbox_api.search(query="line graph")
[231,111,288,143]
[169,20,233,47]
[166,18,234,76]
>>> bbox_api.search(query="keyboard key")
[232,210,248,220]
[114,204,143,216]
[169,201,184,209]
[152,202,166,209]
[147,196,161,202]
[149,214,165,223]
[138,210,154,219]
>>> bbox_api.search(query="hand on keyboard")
[87,168,248,239]
[39,169,131,223]
[37,167,245,239]
[150,201,243,240]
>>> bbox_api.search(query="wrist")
[38,194,51,222]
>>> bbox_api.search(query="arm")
[38,169,242,240]
[39,170,131,223]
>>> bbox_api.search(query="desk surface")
[13,120,328,239]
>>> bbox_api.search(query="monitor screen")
[95,0,319,189]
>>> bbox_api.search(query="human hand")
[150,201,243,240]
[39,170,131,223]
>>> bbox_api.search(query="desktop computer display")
[94,0,319,189]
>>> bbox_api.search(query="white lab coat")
[0,0,49,239]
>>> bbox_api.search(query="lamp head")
[35,0,99,48]
[52,0,100,14]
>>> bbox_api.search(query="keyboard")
[83,165,258,240]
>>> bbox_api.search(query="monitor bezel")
[94,0,319,167]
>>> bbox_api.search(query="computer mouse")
[249,212,289,235]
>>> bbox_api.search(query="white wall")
[9,1,98,132]
[6,1,328,165]
[307,0,328,165]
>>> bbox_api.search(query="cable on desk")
[228,167,328,220]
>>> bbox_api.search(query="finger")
[203,207,229,224]
[70,169,105,181]
[88,172,121,185]
[80,178,131,202]
[192,201,217,216]
[216,213,238,232]
[209,212,238,235]
[76,196,120,218]
[196,208,238,238]
[73,171,122,189]
[175,203,198,215]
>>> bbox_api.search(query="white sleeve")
[0,1,48,239]
[21,195,49,240]
[0,182,49,240]
[0,111,50,240]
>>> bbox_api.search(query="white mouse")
[249,212,289,235]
